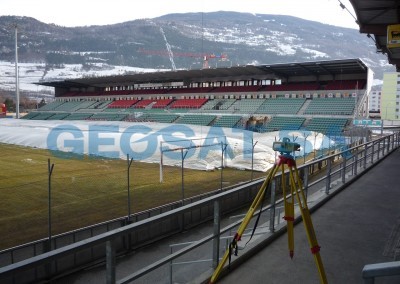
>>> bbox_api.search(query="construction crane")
[138,48,228,69]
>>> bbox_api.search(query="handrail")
[362,261,400,283]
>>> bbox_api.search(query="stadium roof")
[350,0,400,71]
[38,58,368,89]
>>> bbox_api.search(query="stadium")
[0,56,388,283]
[2,1,400,281]
[0,59,371,173]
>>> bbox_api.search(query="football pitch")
[0,143,265,250]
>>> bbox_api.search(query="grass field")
[0,143,266,250]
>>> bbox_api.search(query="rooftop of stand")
[37,58,369,90]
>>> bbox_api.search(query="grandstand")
[29,59,371,134]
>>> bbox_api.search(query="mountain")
[0,12,394,94]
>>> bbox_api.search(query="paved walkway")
[218,148,400,284]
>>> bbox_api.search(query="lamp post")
[14,24,20,119]
[127,154,133,222]
[303,132,310,164]
[181,149,188,205]
[47,159,54,250]
[251,140,258,181]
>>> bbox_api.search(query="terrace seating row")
[231,99,266,114]
[199,99,236,111]
[51,101,89,112]
[126,113,179,124]
[212,116,242,128]
[146,113,180,123]
[216,99,236,110]
[37,101,66,111]
[304,98,355,115]
[107,99,139,108]
[264,116,306,132]
[21,112,40,119]
[79,101,112,110]
[133,99,174,109]
[65,113,93,120]
[21,112,56,120]
[28,112,55,120]
[74,100,98,110]
[48,113,71,120]
[168,98,208,109]
[306,117,349,134]
[175,115,216,126]
[256,98,306,115]
[88,113,127,121]
[200,99,221,110]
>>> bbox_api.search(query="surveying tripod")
[209,138,327,284]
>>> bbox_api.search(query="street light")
[127,154,134,222]
[251,140,258,181]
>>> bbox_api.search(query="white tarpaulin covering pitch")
[0,119,334,172]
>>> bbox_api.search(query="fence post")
[221,142,227,190]
[251,140,258,181]
[342,154,347,184]
[397,132,400,148]
[160,142,163,183]
[303,165,309,199]
[387,136,390,154]
[212,199,221,269]
[269,179,276,233]
[377,140,380,160]
[371,142,374,164]
[364,144,367,169]
[391,133,395,150]
[325,158,331,194]
[354,151,358,176]
[106,240,116,284]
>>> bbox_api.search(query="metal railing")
[0,132,399,284]
[362,261,400,283]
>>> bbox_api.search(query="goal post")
[159,136,227,183]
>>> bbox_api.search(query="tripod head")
[272,137,300,156]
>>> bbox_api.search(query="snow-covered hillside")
[0,61,168,93]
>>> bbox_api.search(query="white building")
[368,90,381,118]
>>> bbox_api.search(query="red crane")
[138,48,228,69]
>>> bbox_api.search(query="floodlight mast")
[14,24,20,119]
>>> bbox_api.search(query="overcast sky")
[2,0,358,29]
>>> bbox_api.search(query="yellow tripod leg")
[289,165,328,284]
[282,163,295,258]
[209,164,279,284]
[301,207,328,284]
[284,198,295,258]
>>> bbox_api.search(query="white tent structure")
[0,119,335,172]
